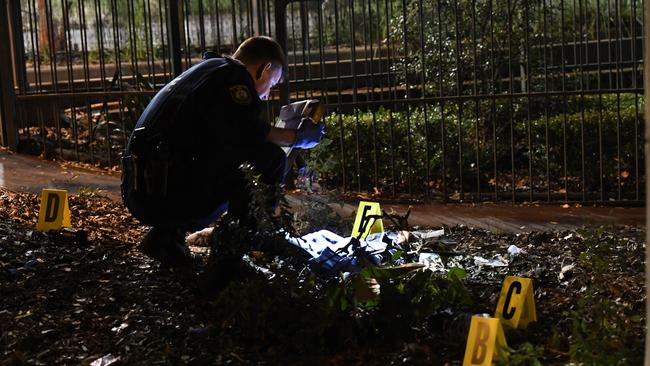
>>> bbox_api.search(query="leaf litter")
[0,188,645,365]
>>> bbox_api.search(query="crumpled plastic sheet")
[287,229,446,276]
[473,255,509,267]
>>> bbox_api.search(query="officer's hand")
[293,118,325,149]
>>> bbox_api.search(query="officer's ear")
[255,62,272,80]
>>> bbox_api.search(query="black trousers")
[123,142,287,232]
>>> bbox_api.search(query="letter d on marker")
[44,193,60,223]
[36,189,71,232]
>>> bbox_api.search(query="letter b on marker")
[463,316,506,366]
[470,321,490,364]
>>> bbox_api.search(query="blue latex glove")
[294,118,325,149]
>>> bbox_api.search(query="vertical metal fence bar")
[365,0,379,192]
[454,0,463,200]
[560,0,569,201]
[333,0,346,192]
[615,0,623,200]
[86,100,94,165]
[471,0,480,202]
[596,0,604,201]
[46,0,58,92]
[230,0,237,49]
[489,0,497,201]
[578,0,586,201]
[158,1,169,79]
[317,0,328,106]
[111,0,123,89]
[79,0,91,91]
[168,0,183,78]
[507,0,515,202]
[388,0,397,196]
[524,0,533,202]
[302,2,313,99]
[143,0,154,87]
[402,0,412,196]
[632,0,640,200]
[128,0,139,87]
[420,0,430,198]
[0,0,18,149]
[182,0,192,68]
[198,0,206,52]
[289,2,298,100]
[62,0,73,92]
[213,0,222,53]
[438,0,447,201]
[27,0,43,93]
[95,0,108,91]
[347,0,360,191]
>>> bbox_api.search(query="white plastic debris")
[90,354,120,366]
[507,245,522,256]
[288,229,347,256]
[473,256,508,267]
[418,253,445,271]
[559,264,575,280]
[411,229,445,240]
[110,322,128,334]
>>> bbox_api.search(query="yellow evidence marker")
[351,201,384,239]
[36,189,71,232]
[463,316,508,366]
[495,276,537,329]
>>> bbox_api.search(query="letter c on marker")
[502,281,522,320]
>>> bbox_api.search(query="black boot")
[198,220,255,296]
[138,227,200,268]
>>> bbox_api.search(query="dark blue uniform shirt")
[130,57,270,164]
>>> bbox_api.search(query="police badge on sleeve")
[230,85,251,105]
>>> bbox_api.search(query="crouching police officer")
[121,36,325,267]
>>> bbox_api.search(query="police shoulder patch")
[229,85,251,105]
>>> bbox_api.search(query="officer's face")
[254,63,283,101]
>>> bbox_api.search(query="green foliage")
[562,225,645,365]
[499,342,544,366]
[388,0,642,93]
[567,290,643,365]
[304,93,643,196]
[206,164,474,353]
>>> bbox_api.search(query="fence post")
[0,1,18,150]
[274,0,289,105]
[8,0,27,93]
[643,1,650,366]
[167,0,183,78]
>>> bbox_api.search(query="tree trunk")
[37,0,49,55]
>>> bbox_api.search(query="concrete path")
[1,148,644,232]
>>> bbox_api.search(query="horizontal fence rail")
[0,0,645,204]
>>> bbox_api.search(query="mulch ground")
[0,188,645,365]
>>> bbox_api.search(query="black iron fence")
[0,0,645,203]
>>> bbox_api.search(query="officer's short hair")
[233,36,286,77]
